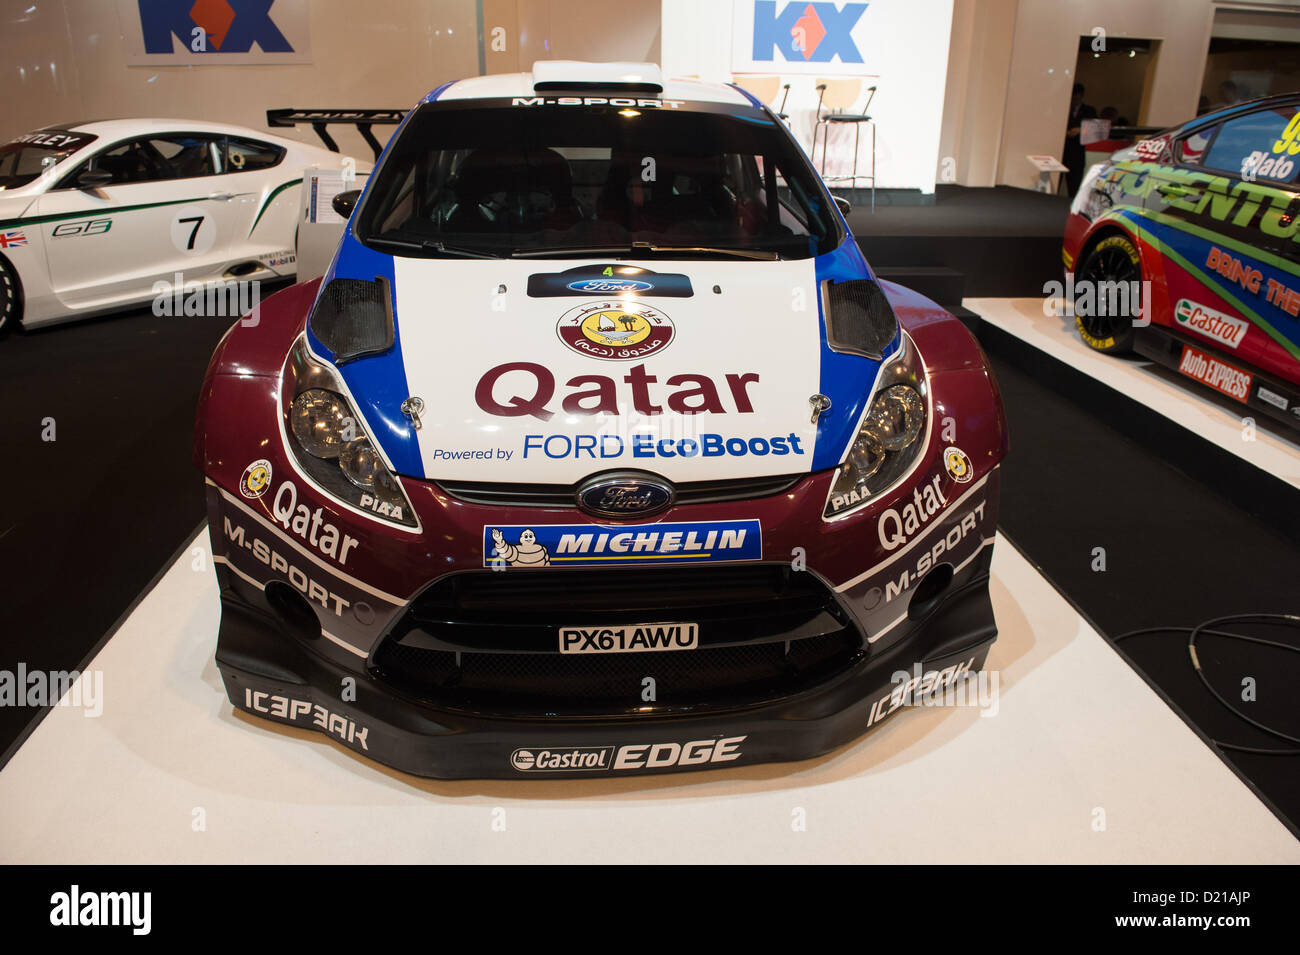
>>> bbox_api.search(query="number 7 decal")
[178,215,205,250]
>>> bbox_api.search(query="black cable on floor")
[1115,613,1300,756]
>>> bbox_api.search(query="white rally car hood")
[382,256,832,484]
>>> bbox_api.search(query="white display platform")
[967,297,1300,492]
[1,527,1296,864]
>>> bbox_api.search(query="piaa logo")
[556,302,674,361]
[752,1,867,63]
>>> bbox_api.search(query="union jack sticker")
[0,230,28,249]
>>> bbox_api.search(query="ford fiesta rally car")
[1063,93,1300,430]
[194,62,1008,779]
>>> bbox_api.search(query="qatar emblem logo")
[577,472,675,519]
[556,302,674,361]
[240,459,273,499]
[943,447,973,484]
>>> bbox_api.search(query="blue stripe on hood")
[809,237,897,472]
[306,102,427,478]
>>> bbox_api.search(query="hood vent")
[821,278,899,361]
[308,276,395,364]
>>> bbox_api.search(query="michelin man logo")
[491,528,550,566]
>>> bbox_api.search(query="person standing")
[1063,82,1096,196]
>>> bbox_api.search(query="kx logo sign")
[137,0,294,54]
[752,1,868,63]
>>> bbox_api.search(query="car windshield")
[0,129,97,189]
[356,101,839,259]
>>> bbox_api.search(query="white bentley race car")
[0,119,364,333]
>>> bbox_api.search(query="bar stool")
[812,79,877,211]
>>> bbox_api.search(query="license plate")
[558,623,699,654]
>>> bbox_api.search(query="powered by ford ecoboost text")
[194,61,1008,779]
[1063,93,1300,429]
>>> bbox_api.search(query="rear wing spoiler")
[266,108,406,158]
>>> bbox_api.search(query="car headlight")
[824,334,928,519]
[282,339,417,528]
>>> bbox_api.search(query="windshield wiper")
[366,235,501,258]
[513,242,781,261]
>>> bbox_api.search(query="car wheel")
[0,257,21,337]
[1074,233,1143,353]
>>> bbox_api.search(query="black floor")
[851,185,1071,301]
[0,305,252,766]
[976,323,1300,836]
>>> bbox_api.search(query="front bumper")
[214,547,997,778]
[201,335,1006,779]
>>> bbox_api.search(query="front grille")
[371,564,866,715]
[436,473,802,509]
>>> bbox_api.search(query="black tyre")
[0,256,20,336]
[1074,233,1143,353]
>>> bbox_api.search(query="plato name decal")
[484,519,761,567]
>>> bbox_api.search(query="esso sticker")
[170,204,217,255]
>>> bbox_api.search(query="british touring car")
[194,62,1009,779]
[1063,93,1300,429]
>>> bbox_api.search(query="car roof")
[429,61,755,108]
[1177,90,1300,133]
[37,118,304,147]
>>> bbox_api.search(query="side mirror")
[833,195,852,216]
[332,189,361,219]
[75,168,114,190]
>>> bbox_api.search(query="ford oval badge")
[567,278,654,294]
[576,472,674,519]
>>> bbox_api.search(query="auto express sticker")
[555,301,675,361]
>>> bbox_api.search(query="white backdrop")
[663,0,954,194]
